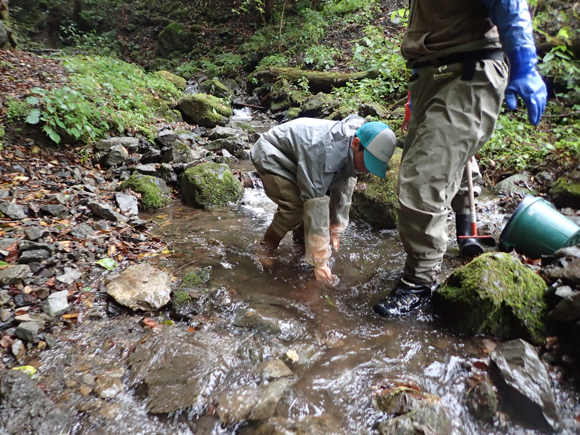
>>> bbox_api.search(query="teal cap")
[356,122,396,179]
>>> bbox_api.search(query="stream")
[32,112,580,434]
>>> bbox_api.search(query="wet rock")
[490,339,561,432]
[249,378,294,421]
[0,371,70,434]
[217,384,261,425]
[0,199,26,220]
[181,162,244,208]
[155,129,179,147]
[254,415,345,435]
[56,269,82,285]
[206,137,247,158]
[106,264,172,311]
[115,192,139,216]
[493,172,535,196]
[434,253,548,343]
[15,321,41,342]
[41,290,69,317]
[94,137,140,153]
[40,204,68,218]
[465,378,498,422]
[11,339,25,359]
[105,144,129,167]
[351,153,401,230]
[547,290,580,323]
[70,223,95,239]
[171,267,212,320]
[208,126,238,140]
[179,93,233,128]
[374,386,438,416]
[94,374,124,399]
[18,249,50,264]
[256,358,293,381]
[87,202,128,222]
[550,169,580,209]
[378,404,452,435]
[24,226,47,241]
[121,174,172,210]
[544,256,580,285]
[0,265,32,285]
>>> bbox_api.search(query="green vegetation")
[436,253,548,344]
[122,174,172,210]
[22,56,181,144]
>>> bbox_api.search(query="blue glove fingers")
[505,88,518,110]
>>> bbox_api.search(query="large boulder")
[179,94,233,127]
[549,169,580,209]
[154,70,187,90]
[200,79,234,100]
[270,79,307,113]
[106,264,172,311]
[434,253,548,343]
[493,172,536,196]
[156,23,188,58]
[299,92,339,119]
[0,371,70,434]
[180,162,244,208]
[350,153,401,229]
[121,173,172,210]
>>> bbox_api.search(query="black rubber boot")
[456,214,484,258]
[292,223,305,249]
[373,278,438,317]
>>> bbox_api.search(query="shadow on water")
[37,172,580,435]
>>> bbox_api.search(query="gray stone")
[256,359,293,381]
[18,249,50,264]
[40,204,68,218]
[490,339,561,432]
[161,140,202,164]
[134,164,158,176]
[56,269,82,285]
[94,374,124,399]
[547,291,580,323]
[0,308,12,322]
[378,404,452,435]
[70,223,95,239]
[0,189,8,198]
[41,290,69,317]
[217,384,261,425]
[11,338,25,359]
[374,388,435,416]
[46,193,68,204]
[0,371,70,434]
[0,238,17,250]
[0,199,26,220]
[0,291,10,305]
[493,172,536,196]
[208,126,238,140]
[14,313,48,327]
[466,378,498,421]
[0,265,32,285]
[106,264,172,311]
[545,257,580,285]
[24,226,47,241]
[94,137,139,153]
[15,321,41,342]
[205,137,247,158]
[155,129,179,147]
[88,202,128,222]
[115,192,139,216]
[105,144,129,167]
[18,240,54,253]
[180,162,244,209]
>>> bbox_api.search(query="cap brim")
[364,150,387,179]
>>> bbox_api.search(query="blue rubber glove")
[481,0,548,125]
[506,46,547,126]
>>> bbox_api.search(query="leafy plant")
[259,54,291,67]
[6,97,28,122]
[389,7,409,26]
[303,45,340,70]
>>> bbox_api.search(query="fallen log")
[247,66,380,94]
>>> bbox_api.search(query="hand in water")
[314,265,339,286]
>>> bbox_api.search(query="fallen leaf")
[96,258,118,271]
[187,326,196,333]
[0,336,13,349]
[45,276,56,287]
[108,245,116,256]
[286,349,299,362]
[142,318,158,328]
[62,313,79,319]
[5,241,18,262]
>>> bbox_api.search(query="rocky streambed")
[0,94,580,433]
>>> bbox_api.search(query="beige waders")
[399,59,508,284]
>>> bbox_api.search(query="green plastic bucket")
[499,195,580,258]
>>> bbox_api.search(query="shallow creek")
[36,167,580,435]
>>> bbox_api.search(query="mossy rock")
[549,170,580,209]
[148,58,171,72]
[157,22,188,57]
[359,102,388,119]
[121,174,172,211]
[350,152,401,229]
[171,266,212,320]
[287,107,300,120]
[154,70,187,90]
[299,92,339,119]
[178,93,232,128]
[180,162,244,208]
[434,252,548,343]
[201,79,234,100]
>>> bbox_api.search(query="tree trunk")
[73,0,82,23]
[247,66,380,93]
[263,0,274,23]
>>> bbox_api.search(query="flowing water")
[36,166,580,434]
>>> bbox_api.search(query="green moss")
[287,107,300,120]
[237,122,255,133]
[0,126,5,140]
[121,174,171,210]
[550,170,580,208]
[180,267,211,289]
[203,79,234,100]
[6,97,28,122]
[171,288,192,309]
[154,70,187,90]
[435,252,548,343]
[178,93,233,128]
[350,152,401,229]
[181,162,244,208]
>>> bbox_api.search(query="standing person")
[374,0,547,317]
[251,115,397,282]
[402,92,486,258]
